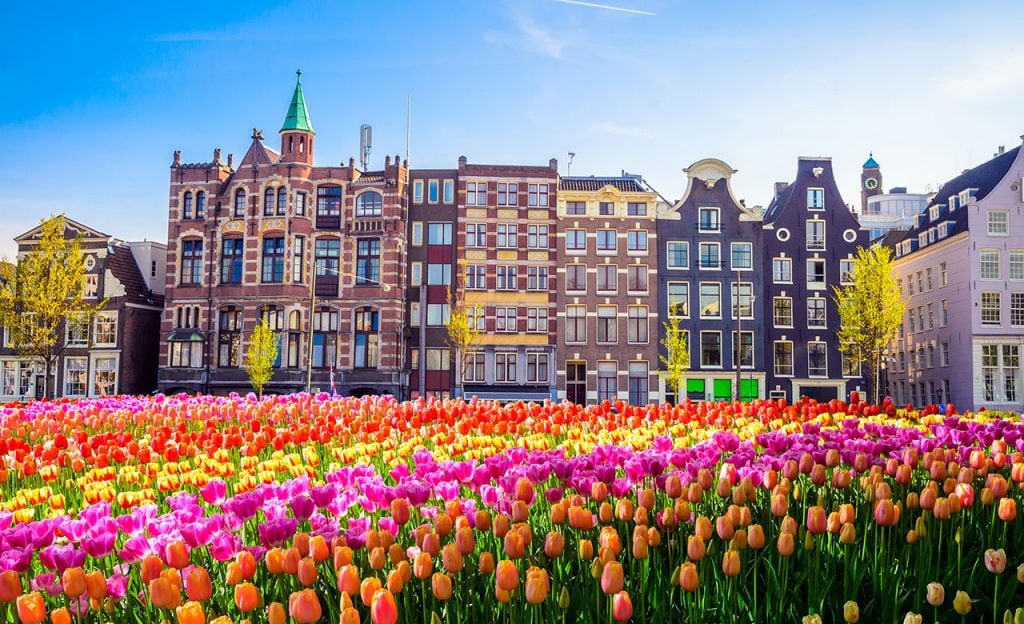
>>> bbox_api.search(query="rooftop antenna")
[359,124,372,170]
[567,151,576,176]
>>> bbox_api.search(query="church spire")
[281,70,315,135]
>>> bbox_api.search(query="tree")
[833,245,906,404]
[446,260,482,399]
[0,215,103,398]
[244,318,279,397]
[659,306,690,404]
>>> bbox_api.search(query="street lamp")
[305,266,391,393]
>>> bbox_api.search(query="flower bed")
[0,394,1021,623]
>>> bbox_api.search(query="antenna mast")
[359,125,372,170]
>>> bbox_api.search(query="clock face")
[865,177,878,190]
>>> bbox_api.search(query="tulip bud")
[903,613,922,624]
[612,591,633,622]
[953,590,971,615]
[679,562,699,592]
[843,601,859,622]
[558,587,570,610]
[802,615,822,624]
[985,548,1008,574]
[926,582,944,606]
[1015,608,1024,624]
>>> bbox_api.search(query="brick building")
[1,218,164,400]
[456,157,559,401]
[159,72,409,396]
[557,174,662,404]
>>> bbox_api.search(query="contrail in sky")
[552,0,656,16]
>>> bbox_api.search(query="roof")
[107,245,163,307]
[863,154,880,169]
[558,176,652,193]
[872,228,908,251]
[280,70,314,134]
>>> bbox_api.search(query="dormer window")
[949,196,959,211]
[928,228,936,244]
[938,223,948,238]
[918,233,928,247]
[959,189,973,205]
[929,206,939,221]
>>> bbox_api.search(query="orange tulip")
[150,577,181,610]
[297,558,317,587]
[525,568,550,604]
[806,506,827,535]
[289,589,323,624]
[747,525,765,550]
[267,602,287,624]
[360,577,383,607]
[679,563,699,592]
[441,544,464,574]
[166,540,191,569]
[236,551,257,580]
[49,607,72,624]
[998,498,1017,522]
[722,549,741,576]
[309,535,329,562]
[0,570,21,602]
[545,531,565,558]
[234,582,260,613]
[185,567,212,602]
[386,569,404,594]
[265,548,285,574]
[413,552,433,580]
[601,561,624,595]
[337,564,360,596]
[432,573,453,600]
[390,498,411,525]
[496,560,519,592]
[371,589,399,624]
[340,607,360,624]
[61,567,87,598]
[85,570,107,601]
[478,552,495,575]
[777,532,795,557]
[176,601,206,624]
[294,533,311,557]
[579,539,594,561]
[687,535,706,561]
[612,591,633,622]
[141,554,164,584]
[16,592,46,624]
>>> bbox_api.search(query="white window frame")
[807,297,827,328]
[774,341,794,376]
[730,242,753,271]
[773,296,793,328]
[699,330,723,368]
[806,220,826,251]
[411,222,423,246]
[807,187,824,210]
[981,292,1002,325]
[808,341,828,378]
[90,352,119,397]
[443,179,454,204]
[93,312,117,347]
[980,249,1001,280]
[988,210,1009,236]
[698,207,720,232]
[698,242,721,271]
[772,257,792,283]
[63,356,88,398]
[666,241,688,270]
[667,282,689,318]
[698,282,722,319]
[413,180,424,203]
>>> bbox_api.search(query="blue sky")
[3,1,1024,257]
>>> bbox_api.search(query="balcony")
[347,219,389,235]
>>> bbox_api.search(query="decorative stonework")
[260,219,286,233]
[221,221,244,234]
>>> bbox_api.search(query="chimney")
[998,145,1006,155]
[385,155,391,167]
[458,155,467,167]
[549,158,558,171]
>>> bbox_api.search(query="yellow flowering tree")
[659,305,690,404]
[244,318,279,397]
[446,260,482,398]
[833,245,906,404]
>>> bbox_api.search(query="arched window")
[277,188,287,216]
[180,239,203,286]
[234,190,246,218]
[356,191,383,217]
[220,237,243,284]
[182,192,193,219]
[353,307,379,369]
[196,191,206,219]
[218,306,242,367]
[264,188,275,216]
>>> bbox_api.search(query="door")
[713,379,732,401]
[566,361,587,404]
[739,379,759,402]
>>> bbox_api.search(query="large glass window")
[807,297,827,328]
[234,189,246,218]
[627,230,648,253]
[466,182,487,206]
[182,191,193,219]
[731,243,753,270]
[699,242,720,269]
[264,188,275,216]
[526,353,549,383]
[497,183,518,206]
[565,305,586,343]
[526,307,549,333]
[170,338,202,368]
[497,224,518,248]
[464,353,485,383]
[94,312,117,347]
[732,331,753,369]
[565,229,586,251]
[627,202,647,216]
[1012,293,1024,327]
[807,188,824,210]
[627,305,648,343]
[64,357,87,397]
[597,306,617,343]
[286,311,301,368]
[699,283,721,318]
[667,242,688,269]
[356,191,383,217]
[496,266,518,290]
[259,306,284,368]
[774,341,794,376]
[277,188,287,216]
[218,307,242,367]
[566,361,587,404]
[982,292,1001,325]
[466,223,487,247]
[667,282,689,317]
[980,249,1001,280]
[806,221,826,250]
[731,282,753,319]
[628,362,649,405]
[627,265,648,293]
[353,307,379,369]
[428,223,453,245]
[428,264,452,286]
[495,352,517,382]
[597,361,617,402]
[988,210,1009,235]
[221,238,243,284]
[596,230,617,252]
[565,264,586,292]
[262,237,285,283]
[596,265,617,293]
[181,239,203,286]
[808,342,827,377]
[698,207,719,232]
[495,307,516,332]
[356,239,381,285]
[196,191,205,219]
[528,183,549,208]
[773,258,792,283]
[316,186,342,225]
[465,265,486,290]
[527,225,549,249]
[565,201,585,215]
[312,308,338,368]
[527,266,548,291]
[807,259,826,287]
[292,236,304,284]
[700,332,721,367]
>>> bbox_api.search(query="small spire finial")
[296,69,302,81]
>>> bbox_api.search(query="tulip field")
[1,394,1024,623]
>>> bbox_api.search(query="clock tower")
[861,153,882,214]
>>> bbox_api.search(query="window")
[842,348,860,378]
[427,264,452,286]
[317,186,342,224]
[425,348,450,371]
[496,224,518,248]
[628,362,649,405]
[627,202,647,216]
[732,331,753,368]
[565,264,586,292]
[596,230,617,252]
[261,237,285,283]
[941,342,950,367]
[234,189,246,218]
[495,352,517,383]
[807,259,826,287]
[807,297,826,328]
[292,236,304,283]
[1012,293,1024,327]
[596,265,618,293]
[699,283,721,318]
[495,307,517,332]
[467,181,487,206]
[982,292,1001,325]
[908,309,916,333]
[218,307,242,367]
[443,180,454,203]
[916,271,923,293]
[464,352,485,382]
[565,305,586,343]
[64,357,87,397]
[773,297,793,327]
[627,306,648,343]
[285,311,301,368]
[698,207,719,232]
[807,221,826,250]
[627,265,648,293]
[353,307,379,369]
[467,306,486,333]
[566,361,587,404]
[83,274,99,299]
[840,259,855,284]
[667,282,689,318]
[566,201,586,215]
[193,191,205,219]
[354,191,383,217]
[527,266,549,291]
[527,353,549,382]
[528,183,549,208]
[466,223,486,247]
[700,332,722,367]
[496,266,518,290]
[258,305,284,368]
[1011,252,1024,280]
[807,188,824,210]
[597,361,617,402]
[731,243,753,270]
[497,183,518,206]
[66,314,88,347]
[775,342,794,376]
[413,180,424,203]
[427,304,451,326]
[731,282,753,319]
[808,342,827,377]
[699,242,720,269]
[170,337,202,368]
[427,180,439,204]
[667,242,688,269]
[773,258,792,283]
[356,239,381,285]
[221,238,243,284]
[276,188,287,216]
[599,201,615,216]
[295,191,306,216]
[926,268,934,290]
[527,225,549,249]
[941,299,948,327]
[565,229,586,251]
[1005,346,1020,402]
[927,344,935,368]
[526,307,549,332]
[981,250,1001,279]
[428,223,453,245]
[411,222,423,246]
[314,238,340,290]
[181,239,203,286]
[988,210,1009,235]
[982,345,1021,402]
[597,306,617,343]
[183,191,193,219]
[907,274,914,295]
[312,308,338,368]
[627,230,648,253]
[263,188,275,216]
[465,265,486,290]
